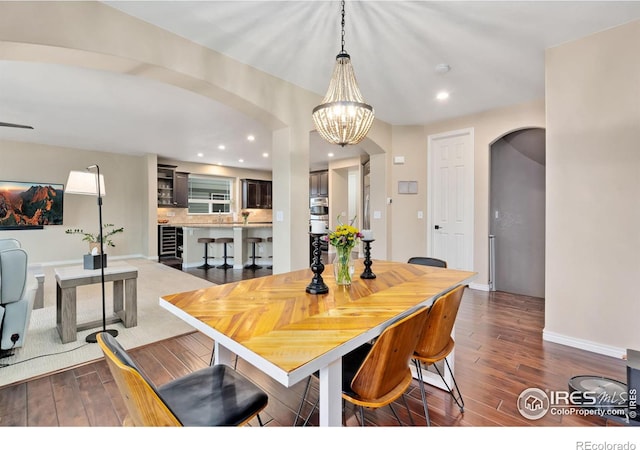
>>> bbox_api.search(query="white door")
[427,129,474,271]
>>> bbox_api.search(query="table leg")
[213,342,234,366]
[56,284,77,344]
[124,277,137,327]
[33,273,44,309]
[318,358,343,427]
[113,278,138,328]
[113,279,123,317]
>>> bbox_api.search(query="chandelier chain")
[340,0,346,53]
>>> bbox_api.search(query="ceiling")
[2,1,640,171]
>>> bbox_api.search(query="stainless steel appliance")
[309,197,329,222]
[309,197,329,264]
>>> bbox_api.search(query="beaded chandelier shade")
[312,1,374,147]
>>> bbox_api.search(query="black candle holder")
[306,233,329,294]
[360,239,376,279]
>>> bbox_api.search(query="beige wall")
[0,140,150,264]
[389,125,428,262]
[391,100,545,285]
[545,20,640,354]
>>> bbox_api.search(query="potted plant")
[65,224,124,269]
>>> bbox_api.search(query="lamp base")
[86,328,118,343]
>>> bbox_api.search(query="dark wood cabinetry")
[173,171,188,208]
[242,179,272,209]
[309,171,328,197]
[157,164,188,207]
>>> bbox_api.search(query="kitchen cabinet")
[242,179,272,209]
[157,164,189,207]
[309,170,328,197]
[173,171,189,208]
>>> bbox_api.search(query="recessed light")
[436,91,450,101]
[217,162,223,166]
[262,152,269,158]
[238,159,244,163]
[328,152,334,157]
[218,144,226,150]
[197,152,204,157]
[247,135,255,142]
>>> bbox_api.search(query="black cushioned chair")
[407,256,448,268]
[97,332,268,426]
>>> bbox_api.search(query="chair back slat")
[350,307,428,400]
[414,285,465,359]
[97,332,182,426]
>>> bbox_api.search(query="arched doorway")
[489,128,546,298]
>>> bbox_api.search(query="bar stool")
[197,237,215,269]
[266,236,273,269]
[245,237,263,270]
[215,237,234,269]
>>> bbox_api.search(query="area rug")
[0,258,214,387]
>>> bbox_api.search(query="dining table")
[159,259,476,426]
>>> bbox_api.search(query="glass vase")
[333,245,355,286]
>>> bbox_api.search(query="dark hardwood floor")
[0,263,630,429]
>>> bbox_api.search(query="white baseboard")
[542,329,627,359]
[469,282,490,291]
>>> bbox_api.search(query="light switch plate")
[276,211,284,222]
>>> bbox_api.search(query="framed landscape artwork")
[0,180,64,229]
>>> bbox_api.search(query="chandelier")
[312,0,374,147]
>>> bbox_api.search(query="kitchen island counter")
[179,223,272,269]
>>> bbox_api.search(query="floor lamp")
[66,164,118,343]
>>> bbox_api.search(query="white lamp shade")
[66,170,106,196]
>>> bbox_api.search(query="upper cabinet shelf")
[157,164,188,208]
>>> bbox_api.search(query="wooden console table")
[55,262,138,343]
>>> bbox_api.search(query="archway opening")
[489,127,546,298]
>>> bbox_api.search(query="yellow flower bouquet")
[325,215,363,285]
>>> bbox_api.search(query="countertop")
[159,222,272,228]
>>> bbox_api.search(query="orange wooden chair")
[294,306,429,426]
[412,284,466,426]
[97,332,268,426]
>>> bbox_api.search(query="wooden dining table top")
[160,260,475,381]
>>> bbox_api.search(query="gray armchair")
[0,238,21,252]
[0,244,37,354]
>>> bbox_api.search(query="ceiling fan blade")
[0,121,34,129]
